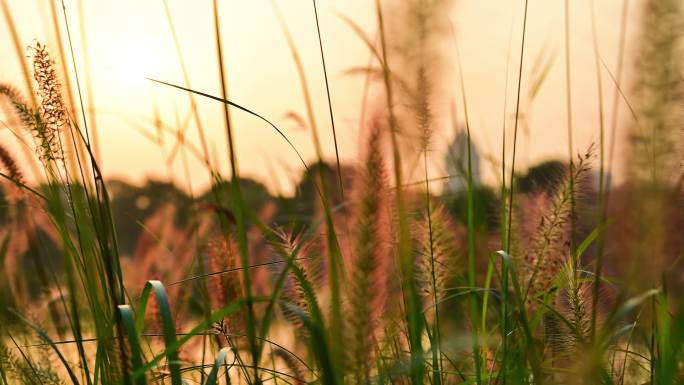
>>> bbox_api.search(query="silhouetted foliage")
[443,185,498,232]
[516,160,566,195]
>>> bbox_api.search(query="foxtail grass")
[1,3,683,385]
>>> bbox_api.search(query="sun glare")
[108,42,159,86]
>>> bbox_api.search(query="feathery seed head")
[31,42,67,162]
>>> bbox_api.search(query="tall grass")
[0,1,683,385]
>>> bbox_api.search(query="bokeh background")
[1,0,640,193]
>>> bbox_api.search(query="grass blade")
[118,305,147,385]
[311,0,344,198]
[205,348,230,385]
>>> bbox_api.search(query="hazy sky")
[0,0,641,194]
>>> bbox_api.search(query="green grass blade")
[281,303,335,385]
[605,289,659,332]
[134,280,181,385]
[131,297,248,383]
[205,348,230,385]
[453,30,482,385]
[118,305,147,385]
[496,251,542,379]
[10,311,81,385]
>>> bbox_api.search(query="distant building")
[444,129,481,193]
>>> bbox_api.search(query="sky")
[0,0,641,195]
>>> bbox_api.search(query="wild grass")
[0,0,683,385]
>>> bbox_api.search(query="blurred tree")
[620,0,683,292]
[288,161,354,220]
[629,0,682,187]
[201,177,272,215]
[442,185,498,232]
[516,160,566,195]
[108,179,192,256]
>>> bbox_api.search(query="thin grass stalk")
[274,4,347,373]
[415,19,441,382]
[60,0,96,188]
[312,0,345,199]
[49,216,107,384]
[49,0,76,116]
[480,257,494,334]
[10,311,81,385]
[161,0,212,170]
[62,248,92,385]
[162,113,221,379]
[212,2,260,384]
[0,0,42,180]
[197,261,211,385]
[91,189,129,381]
[356,31,378,145]
[600,7,630,346]
[179,116,195,195]
[504,0,529,265]
[605,0,630,201]
[272,0,346,234]
[6,334,42,385]
[564,0,577,266]
[374,1,424,383]
[76,0,100,163]
[589,0,606,342]
[423,154,443,385]
[503,0,534,381]
[41,8,95,225]
[212,0,235,178]
[454,38,482,385]
[497,15,515,385]
[48,0,85,177]
[147,80,313,178]
[0,1,36,107]
[419,93,443,384]
[58,85,126,385]
[46,131,122,383]
[271,1,324,160]
[208,6,238,378]
[59,0,127,308]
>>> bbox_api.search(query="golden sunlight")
[108,42,160,86]
[1,1,682,382]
